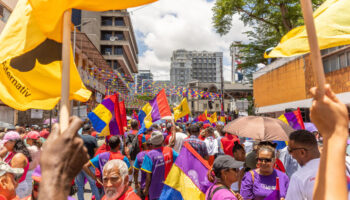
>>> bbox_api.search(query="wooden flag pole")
[300,0,326,95]
[60,10,72,133]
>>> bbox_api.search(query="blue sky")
[129,0,249,81]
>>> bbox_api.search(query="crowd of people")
[0,85,349,200]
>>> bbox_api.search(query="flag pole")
[60,10,72,133]
[300,0,326,95]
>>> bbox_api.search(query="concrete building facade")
[170,49,223,87]
[75,10,139,88]
[136,70,153,94]
[253,45,350,120]
[187,80,253,116]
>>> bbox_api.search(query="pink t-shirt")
[205,184,238,200]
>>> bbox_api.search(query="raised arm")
[310,85,348,200]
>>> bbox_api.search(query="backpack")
[206,185,229,200]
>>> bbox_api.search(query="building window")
[115,31,125,40]
[106,60,112,67]
[115,17,125,26]
[0,5,11,23]
[113,61,120,70]
[101,31,112,40]
[114,46,123,55]
[180,63,185,67]
[101,17,113,26]
[216,104,219,108]
[203,104,207,109]
[101,45,113,55]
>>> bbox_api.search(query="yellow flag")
[265,0,350,58]
[173,98,190,121]
[209,112,218,124]
[0,0,91,111]
[29,0,158,42]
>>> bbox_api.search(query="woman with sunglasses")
[206,155,245,200]
[240,144,289,200]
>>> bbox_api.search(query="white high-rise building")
[170,49,223,87]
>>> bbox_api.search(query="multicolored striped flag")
[138,89,172,134]
[159,142,213,200]
[278,108,305,130]
[88,94,123,136]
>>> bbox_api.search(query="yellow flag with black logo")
[209,112,217,124]
[0,0,91,111]
[174,98,190,121]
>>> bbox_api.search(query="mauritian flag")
[138,89,172,134]
[88,94,123,136]
[159,142,213,200]
[278,108,305,130]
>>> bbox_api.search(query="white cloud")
[130,0,249,81]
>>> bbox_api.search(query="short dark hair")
[82,124,91,132]
[130,120,139,130]
[189,124,200,135]
[108,136,121,149]
[289,130,318,148]
[232,141,244,154]
[207,127,214,134]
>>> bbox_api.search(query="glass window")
[180,63,185,67]
[101,45,112,55]
[115,46,123,55]
[340,53,347,68]
[113,61,120,70]
[106,60,112,67]
[0,5,10,23]
[115,17,125,26]
[330,56,339,71]
[101,31,112,40]
[203,104,207,109]
[347,52,350,66]
[101,17,113,26]
[115,31,124,40]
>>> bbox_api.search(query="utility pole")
[230,45,236,84]
[220,56,225,115]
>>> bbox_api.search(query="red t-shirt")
[101,187,140,200]
[95,143,110,156]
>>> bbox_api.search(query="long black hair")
[13,139,32,162]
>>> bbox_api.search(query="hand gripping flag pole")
[60,10,72,133]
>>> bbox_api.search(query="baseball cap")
[39,130,50,139]
[149,131,164,146]
[213,155,244,170]
[27,131,40,140]
[0,161,24,178]
[0,131,20,145]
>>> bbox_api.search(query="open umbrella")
[223,116,294,141]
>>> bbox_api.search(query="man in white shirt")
[204,127,218,156]
[285,130,321,200]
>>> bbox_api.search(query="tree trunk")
[279,3,293,31]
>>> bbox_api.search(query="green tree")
[213,0,325,69]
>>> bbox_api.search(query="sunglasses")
[257,158,272,163]
[288,147,307,153]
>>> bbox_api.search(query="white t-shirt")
[204,136,219,156]
[285,158,320,200]
[169,132,188,153]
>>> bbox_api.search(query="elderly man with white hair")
[102,159,140,200]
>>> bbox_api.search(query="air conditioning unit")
[106,52,111,56]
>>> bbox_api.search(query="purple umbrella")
[43,118,58,125]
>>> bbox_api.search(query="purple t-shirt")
[133,151,148,189]
[240,169,289,200]
[205,184,238,200]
